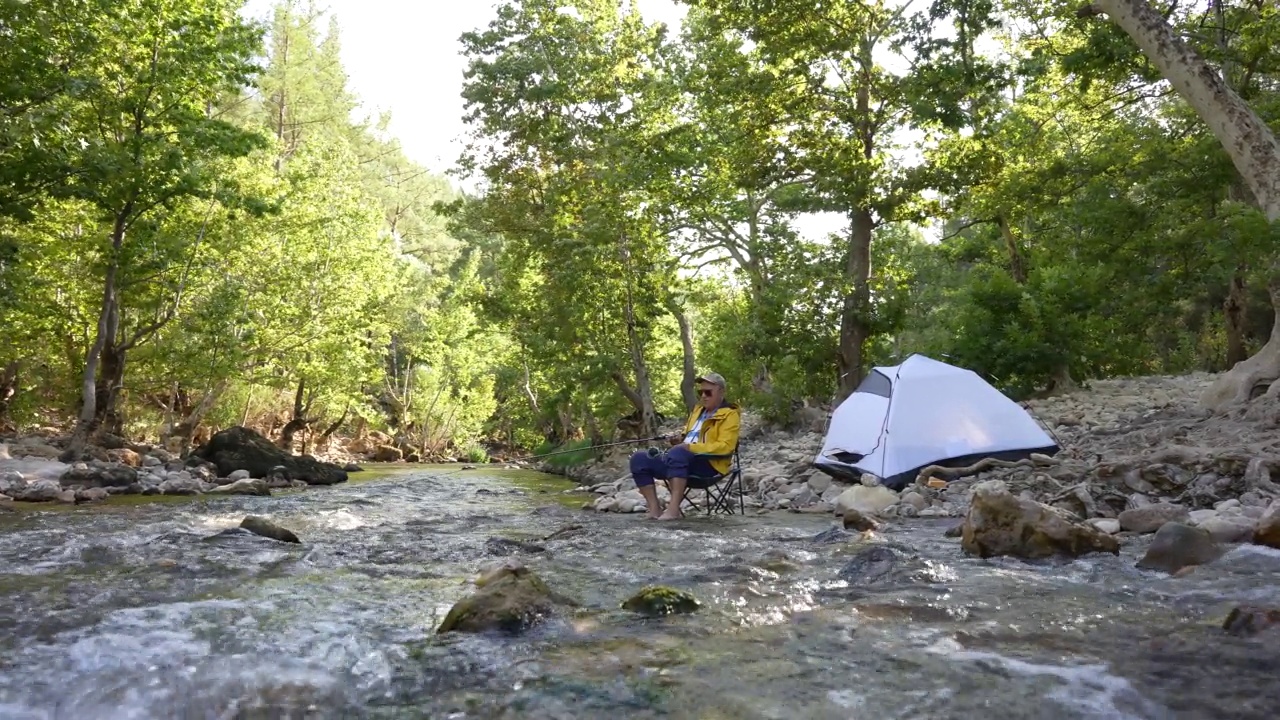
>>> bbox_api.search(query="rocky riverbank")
[566,371,1280,558]
[0,426,360,506]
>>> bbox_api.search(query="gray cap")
[695,371,726,388]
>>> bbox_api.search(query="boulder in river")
[1253,501,1280,550]
[1222,606,1280,637]
[239,515,301,544]
[193,426,348,486]
[961,480,1120,560]
[437,562,577,634]
[1136,522,1223,574]
[620,585,700,617]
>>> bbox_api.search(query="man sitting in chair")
[629,372,741,520]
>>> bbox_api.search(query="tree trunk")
[1224,266,1249,368]
[836,207,874,400]
[167,380,228,454]
[998,215,1028,284]
[316,405,350,450]
[619,238,658,436]
[278,377,310,450]
[669,300,698,411]
[1082,1,1280,410]
[94,340,126,437]
[64,208,130,461]
[0,360,18,430]
[1085,1,1280,219]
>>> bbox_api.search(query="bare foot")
[657,511,682,521]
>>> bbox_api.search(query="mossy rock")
[620,585,700,617]
[436,563,577,635]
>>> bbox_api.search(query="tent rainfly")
[813,354,1058,491]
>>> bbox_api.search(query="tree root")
[915,457,1035,486]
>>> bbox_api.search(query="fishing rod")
[518,435,669,462]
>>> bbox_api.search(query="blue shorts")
[629,446,721,489]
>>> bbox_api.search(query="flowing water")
[0,464,1277,719]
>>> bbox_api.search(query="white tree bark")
[1086,0,1280,411]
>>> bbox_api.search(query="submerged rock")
[484,536,546,556]
[1136,522,1223,574]
[620,585,700,617]
[1254,502,1280,550]
[193,426,348,486]
[239,515,301,544]
[841,508,881,532]
[837,543,950,586]
[438,563,576,633]
[961,480,1119,560]
[1222,606,1280,637]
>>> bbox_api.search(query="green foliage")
[7,0,1280,453]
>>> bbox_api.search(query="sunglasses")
[698,388,717,397]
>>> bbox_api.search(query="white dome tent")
[814,354,1059,491]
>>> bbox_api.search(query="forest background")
[3,0,1279,463]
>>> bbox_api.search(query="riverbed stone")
[1136,522,1223,574]
[834,485,898,517]
[961,480,1119,560]
[621,585,701,617]
[1197,515,1256,543]
[159,476,203,495]
[0,470,22,496]
[76,487,109,503]
[1119,503,1189,534]
[13,478,62,502]
[1222,606,1280,637]
[240,515,301,543]
[1088,518,1122,534]
[438,563,576,634]
[1252,501,1280,549]
[841,508,880,532]
[228,469,252,482]
[207,478,269,496]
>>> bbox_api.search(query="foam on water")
[925,637,1169,719]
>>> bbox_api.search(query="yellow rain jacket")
[683,403,741,475]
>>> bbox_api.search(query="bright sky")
[240,0,847,240]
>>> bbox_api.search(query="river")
[0,463,1276,719]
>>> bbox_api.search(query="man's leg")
[629,450,669,519]
[658,446,697,520]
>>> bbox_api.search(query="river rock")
[1088,518,1122,534]
[105,448,141,467]
[620,585,700,616]
[838,543,944,585]
[13,478,62,502]
[1118,503,1189,533]
[59,463,137,489]
[11,440,59,459]
[0,470,22,496]
[960,480,1120,560]
[228,469,252,482]
[437,563,576,634]
[841,508,881,532]
[1197,515,1257,543]
[193,426,348,486]
[240,515,301,543]
[207,478,269,496]
[0,493,11,508]
[1222,606,1280,637]
[834,485,898,517]
[159,476,203,495]
[76,487,109,503]
[1253,502,1280,550]
[1136,522,1223,574]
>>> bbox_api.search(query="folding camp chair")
[662,444,744,516]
